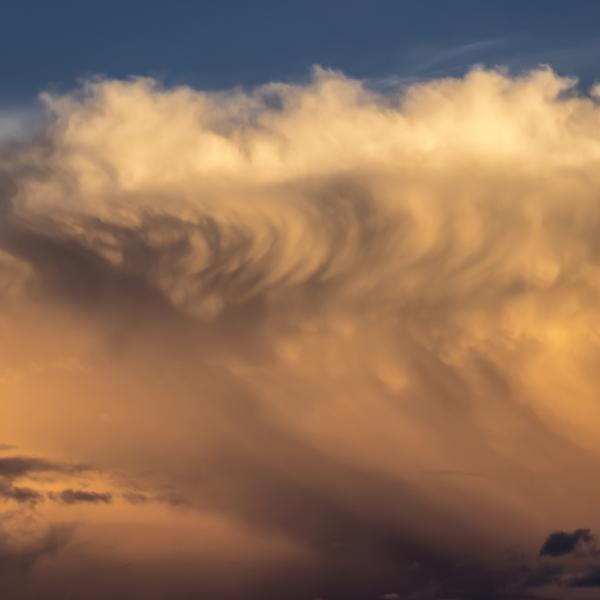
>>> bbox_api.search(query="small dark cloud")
[539,529,593,557]
[0,456,87,481]
[0,456,60,479]
[48,489,112,505]
[0,480,44,504]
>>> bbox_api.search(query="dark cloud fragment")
[0,455,87,481]
[0,480,44,504]
[48,489,112,505]
[539,529,594,557]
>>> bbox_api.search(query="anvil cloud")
[2,66,600,598]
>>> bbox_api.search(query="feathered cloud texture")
[2,66,600,598]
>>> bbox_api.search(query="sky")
[2,0,600,102]
[3,2,600,600]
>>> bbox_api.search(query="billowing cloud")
[2,66,600,598]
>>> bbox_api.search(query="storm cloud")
[2,66,600,598]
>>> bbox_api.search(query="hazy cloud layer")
[2,66,600,598]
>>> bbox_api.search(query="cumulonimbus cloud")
[3,66,600,598]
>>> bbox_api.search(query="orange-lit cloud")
[2,66,600,598]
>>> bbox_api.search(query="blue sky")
[2,0,600,104]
